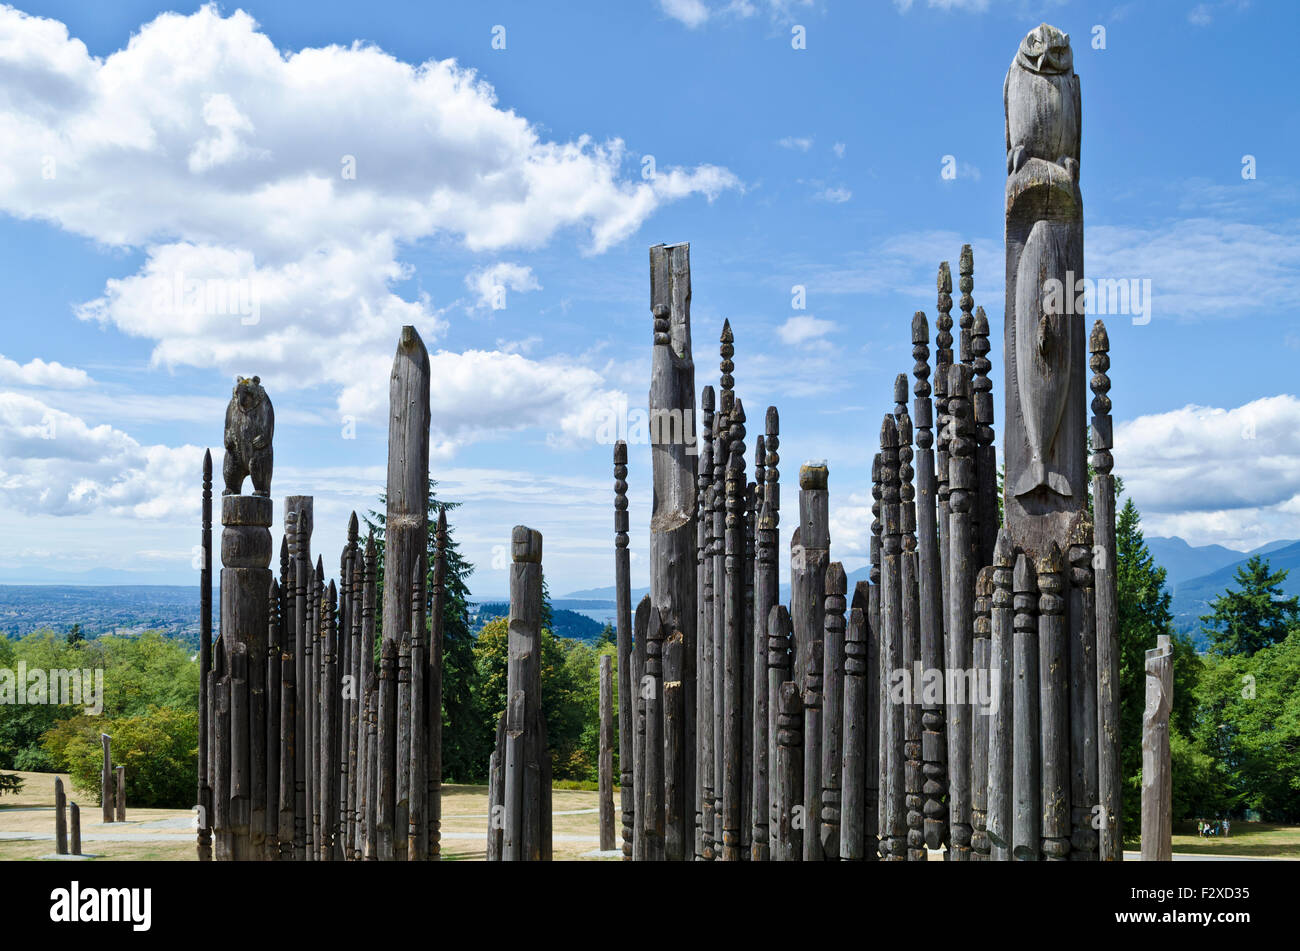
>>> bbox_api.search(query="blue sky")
[0,0,1296,597]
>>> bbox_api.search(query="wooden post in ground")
[198,449,214,860]
[1012,554,1039,860]
[101,734,113,823]
[1141,634,1173,862]
[642,604,665,862]
[819,562,846,860]
[946,363,975,861]
[797,461,829,861]
[913,313,947,855]
[1091,320,1122,860]
[55,777,67,854]
[115,765,125,823]
[614,440,635,859]
[695,398,714,861]
[429,510,446,860]
[1069,524,1099,861]
[987,530,1015,860]
[265,576,281,860]
[880,417,905,861]
[631,595,649,861]
[897,386,924,862]
[870,454,883,857]
[378,326,429,862]
[971,567,992,860]
[289,498,312,862]
[765,603,791,857]
[600,654,616,851]
[972,307,998,568]
[711,380,728,854]
[721,405,747,861]
[751,409,779,861]
[773,680,803,862]
[70,802,81,855]
[840,588,869,861]
[1038,542,1070,861]
[649,242,697,862]
[409,557,428,861]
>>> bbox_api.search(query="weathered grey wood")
[971,306,998,567]
[364,672,378,860]
[614,440,636,860]
[765,604,791,857]
[409,557,428,861]
[1003,23,1086,555]
[376,636,396,860]
[321,581,340,861]
[290,500,312,861]
[935,265,954,630]
[265,576,281,859]
[773,680,803,862]
[214,675,231,859]
[1141,634,1173,862]
[348,532,363,859]
[987,530,1015,860]
[945,364,975,861]
[429,510,447,860]
[840,590,869,861]
[896,387,924,862]
[394,626,410,862]
[54,777,67,854]
[115,765,125,824]
[1091,320,1122,861]
[663,621,686,862]
[722,405,747,861]
[870,454,884,858]
[631,594,648,861]
[69,801,81,855]
[600,653,615,851]
[649,243,698,862]
[711,384,727,853]
[880,419,905,861]
[198,449,213,861]
[1037,542,1070,860]
[971,567,992,860]
[1069,525,1099,860]
[912,313,947,854]
[377,326,429,865]
[642,604,665,862]
[742,477,755,860]
[796,461,829,861]
[1012,554,1039,860]
[101,734,113,823]
[695,400,714,861]
[305,559,318,860]
[751,409,778,861]
[819,561,846,860]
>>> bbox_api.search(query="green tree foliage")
[364,480,478,782]
[0,630,198,772]
[1200,556,1300,657]
[42,706,199,808]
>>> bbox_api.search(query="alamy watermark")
[1042,270,1153,326]
[0,663,104,715]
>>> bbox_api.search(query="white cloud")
[832,142,846,158]
[0,391,200,518]
[659,0,712,27]
[1116,394,1300,549]
[894,0,992,11]
[815,185,852,203]
[779,135,813,151]
[0,4,738,434]
[777,313,835,346]
[1188,3,1213,25]
[0,354,91,388]
[465,262,542,311]
[1088,219,1300,323]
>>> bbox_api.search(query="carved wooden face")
[234,376,264,412]
[1017,23,1072,75]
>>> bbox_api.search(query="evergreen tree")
[65,623,84,646]
[1200,556,1300,657]
[364,479,479,782]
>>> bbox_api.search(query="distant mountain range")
[1167,539,1300,646]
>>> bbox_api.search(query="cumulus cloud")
[465,262,542,311]
[0,4,738,426]
[660,0,816,27]
[0,391,201,518]
[779,135,813,151]
[815,185,852,203]
[777,313,836,346]
[1116,394,1300,549]
[0,354,91,388]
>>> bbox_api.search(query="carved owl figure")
[1004,23,1081,179]
[223,375,274,497]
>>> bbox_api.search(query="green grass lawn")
[1167,821,1300,858]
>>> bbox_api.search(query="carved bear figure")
[1004,23,1080,181]
[223,376,274,496]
